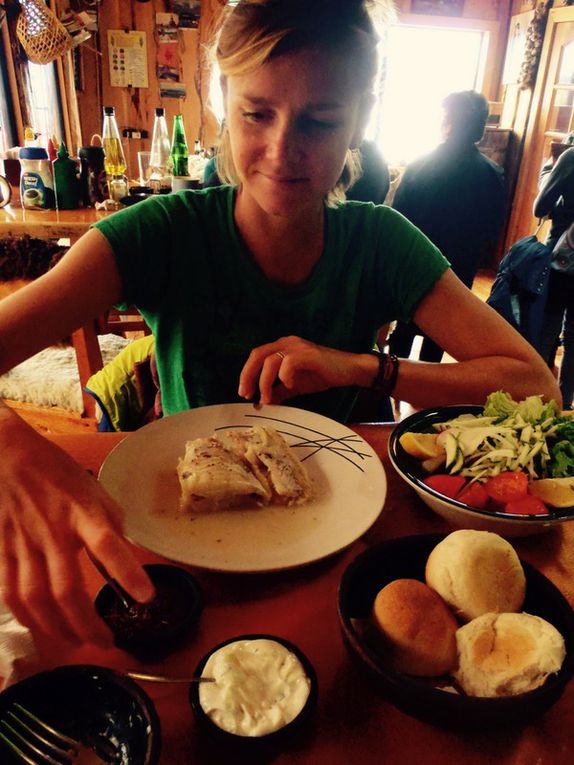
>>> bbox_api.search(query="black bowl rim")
[337,533,574,710]
[189,633,318,742]
[388,404,574,525]
[94,562,203,646]
[0,664,161,765]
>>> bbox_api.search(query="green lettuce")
[515,395,560,424]
[483,391,560,424]
[550,440,574,477]
[549,418,574,477]
[483,391,517,420]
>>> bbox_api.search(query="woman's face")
[225,46,366,219]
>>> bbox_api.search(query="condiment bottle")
[52,141,80,210]
[149,107,172,193]
[79,145,108,206]
[102,106,127,177]
[169,114,190,178]
[19,147,55,209]
[47,137,58,163]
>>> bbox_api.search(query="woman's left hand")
[238,336,376,405]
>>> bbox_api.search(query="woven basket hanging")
[16,0,73,65]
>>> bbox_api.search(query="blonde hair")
[213,0,391,205]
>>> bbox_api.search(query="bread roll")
[425,530,525,622]
[371,578,458,677]
[455,612,566,697]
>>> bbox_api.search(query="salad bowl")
[388,404,574,536]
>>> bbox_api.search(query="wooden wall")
[69,0,224,181]
[69,0,516,182]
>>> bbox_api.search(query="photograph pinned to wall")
[160,80,187,99]
[170,0,201,29]
[156,13,180,82]
[411,0,464,16]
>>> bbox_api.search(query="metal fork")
[0,703,106,764]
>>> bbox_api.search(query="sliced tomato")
[484,471,529,504]
[504,495,550,516]
[457,482,490,509]
[422,474,467,499]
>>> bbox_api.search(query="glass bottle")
[52,141,80,210]
[169,114,190,177]
[102,106,127,177]
[149,107,172,193]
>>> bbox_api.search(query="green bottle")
[53,142,80,209]
[169,114,190,177]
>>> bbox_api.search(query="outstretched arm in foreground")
[0,229,154,645]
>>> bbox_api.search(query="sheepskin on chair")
[0,335,130,413]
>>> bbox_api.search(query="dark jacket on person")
[346,140,389,205]
[486,235,551,353]
[534,146,574,246]
[393,139,505,286]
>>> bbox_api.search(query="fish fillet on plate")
[177,425,312,513]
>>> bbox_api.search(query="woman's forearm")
[390,355,561,409]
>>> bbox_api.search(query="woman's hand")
[0,407,154,646]
[238,336,377,405]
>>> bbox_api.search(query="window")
[369,24,489,165]
[0,34,16,154]
[25,61,65,146]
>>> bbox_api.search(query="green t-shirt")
[94,186,449,422]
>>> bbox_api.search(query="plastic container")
[19,147,55,209]
[79,145,108,206]
[52,141,80,209]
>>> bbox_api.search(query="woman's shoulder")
[331,199,421,236]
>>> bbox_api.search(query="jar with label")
[19,147,55,209]
[79,145,108,206]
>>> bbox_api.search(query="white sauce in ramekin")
[198,638,312,737]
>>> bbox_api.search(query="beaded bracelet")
[369,351,400,397]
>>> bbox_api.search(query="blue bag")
[486,235,552,353]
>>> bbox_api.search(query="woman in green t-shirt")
[0,0,559,644]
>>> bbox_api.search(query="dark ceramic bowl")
[95,563,202,658]
[0,664,160,764]
[119,193,151,207]
[389,405,574,536]
[189,633,318,751]
[338,534,574,728]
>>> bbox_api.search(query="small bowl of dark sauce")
[95,563,202,658]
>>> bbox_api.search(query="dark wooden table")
[9,427,574,764]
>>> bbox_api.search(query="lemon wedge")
[529,478,574,508]
[399,432,445,460]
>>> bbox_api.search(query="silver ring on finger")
[275,351,286,360]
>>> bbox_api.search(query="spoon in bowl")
[127,671,215,684]
[86,550,134,610]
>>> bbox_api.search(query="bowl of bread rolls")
[338,531,574,727]
[389,397,574,536]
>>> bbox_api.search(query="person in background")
[0,0,558,645]
[533,141,574,409]
[345,139,389,204]
[389,90,506,362]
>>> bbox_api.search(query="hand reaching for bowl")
[0,405,154,645]
[238,336,378,406]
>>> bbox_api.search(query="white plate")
[99,404,387,572]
